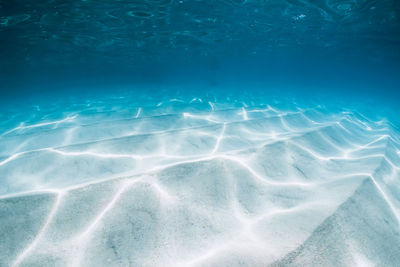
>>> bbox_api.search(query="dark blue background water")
[1,0,399,112]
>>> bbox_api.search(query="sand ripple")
[1,97,400,266]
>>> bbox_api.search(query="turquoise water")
[1,0,399,103]
[1,1,400,266]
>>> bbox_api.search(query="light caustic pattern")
[1,96,400,266]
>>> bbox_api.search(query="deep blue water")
[1,0,399,106]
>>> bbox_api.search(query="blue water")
[1,0,399,105]
[1,1,400,266]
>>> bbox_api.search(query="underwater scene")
[1,0,400,266]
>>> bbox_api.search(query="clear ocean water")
[1,1,400,266]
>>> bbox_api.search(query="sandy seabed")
[1,95,400,266]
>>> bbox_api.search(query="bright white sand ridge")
[1,97,400,266]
